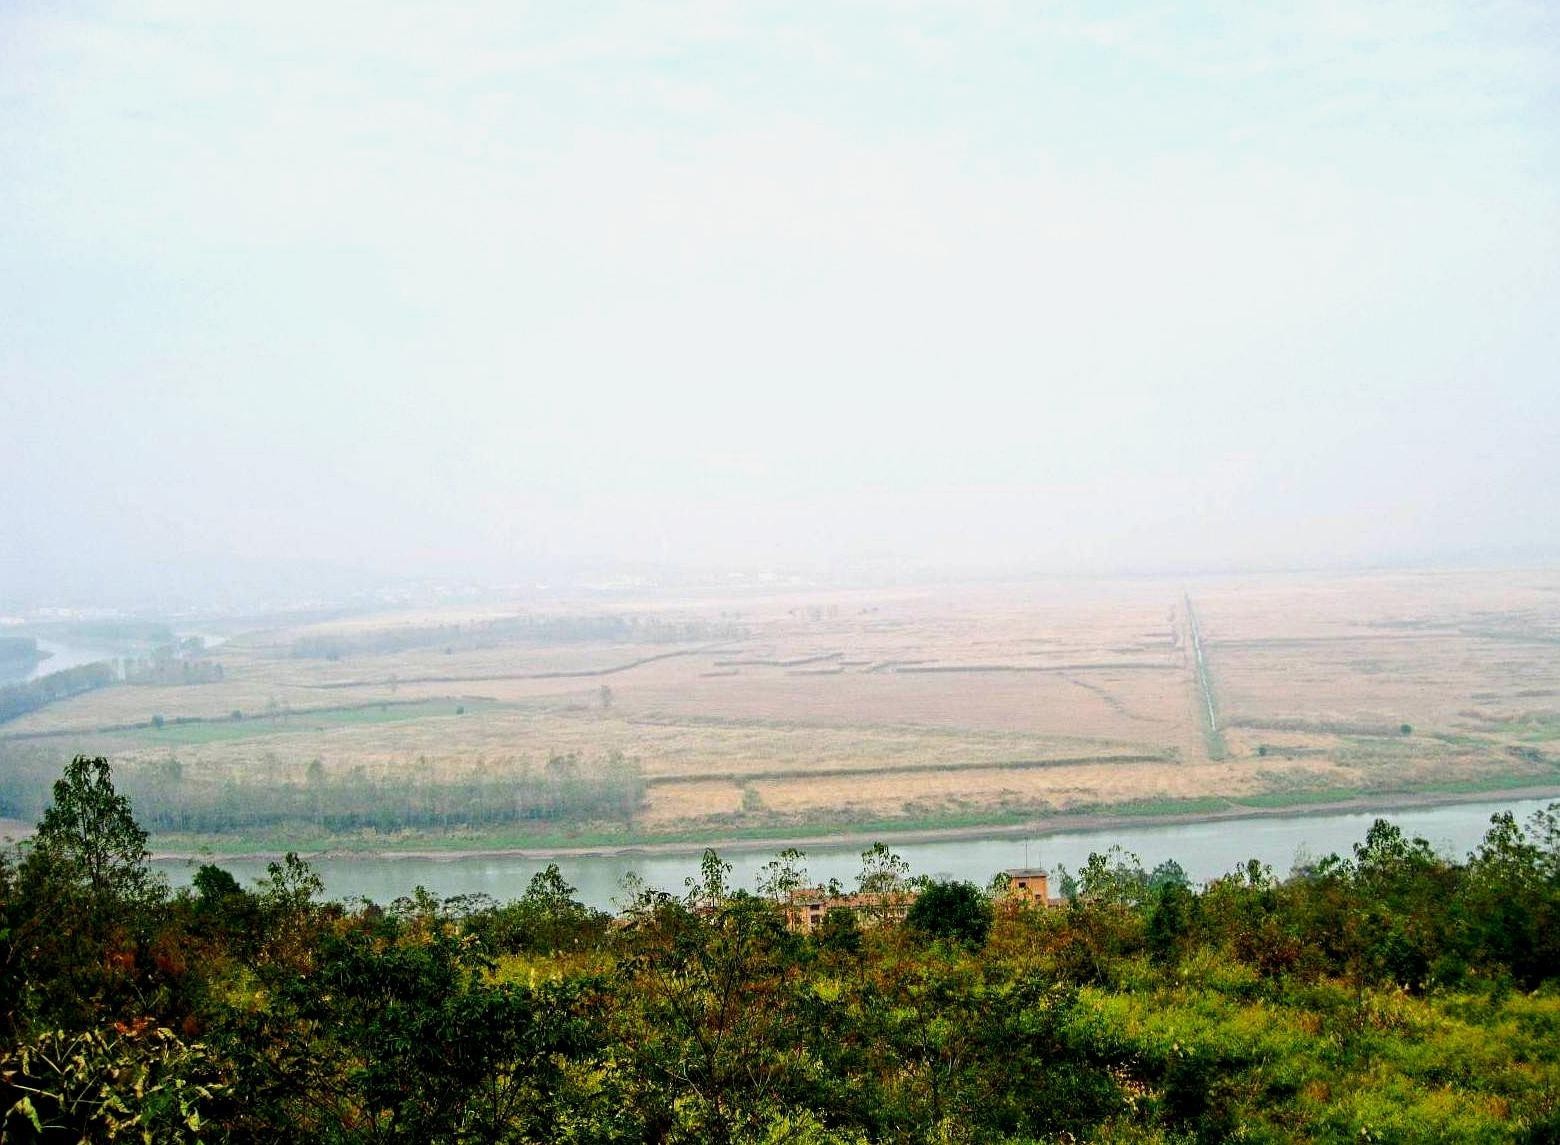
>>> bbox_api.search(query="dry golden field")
[4,569,1557,840]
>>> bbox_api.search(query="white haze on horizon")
[2,1,1557,609]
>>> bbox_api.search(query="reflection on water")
[30,640,120,679]
[154,797,1558,912]
[0,640,121,683]
[2,631,225,684]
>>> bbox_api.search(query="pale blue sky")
[3,2,1557,605]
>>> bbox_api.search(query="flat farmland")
[3,569,1556,847]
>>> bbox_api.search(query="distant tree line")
[0,742,60,819]
[115,751,645,835]
[1,745,645,835]
[0,661,118,725]
[289,614,744,660]
[121,658,224,686]
[0,745,642,836]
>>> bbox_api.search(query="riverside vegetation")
[2,758,1559,1143]
[8,572,1557,850]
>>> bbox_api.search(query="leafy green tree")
[464,864,607,954]
[1147,858,1190,891]
[618,854,807,1143]
[26,756,154,909]
[192,863,242,904]
[815,906,862,958]
[854,842,909,927]
[254,851,324,973]
[1146,879,1196,965]
[0,848,22,1035]
[685,847,734,909]
[226,919,597,1143]
[1458,807,1560,985]
[905,880,991,948]
[7,756,165,1030]
[1076,846,1149,907]
[179,862,261,966]
[756,848,808,905]
[1349,819,1451,988]
[855,843,908,898]
[1050,850,1153,983]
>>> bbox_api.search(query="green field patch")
[1401,772,1560,795]
[121,698,509,745]
[1486,713,1560,742]
[1095,795,1237,818]
[1235,787,1364,809]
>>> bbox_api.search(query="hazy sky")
[3,1,1558,607]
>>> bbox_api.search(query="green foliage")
[462,864,611,954]
[855,842,909,897]
[1145,880,1196,965]
[815,906,863,957]
[617,875,805,1142]
[0,636,42,665]
[756,848,808,904]
[1077,845,1151,907]
[1459,807,1560,985]
[5,756,1560,1142]
[225,918,600,1142]
[192,863,241,903]
[122,657,223,686]
[1147,859,1189,890]
[28,756,153,907]
[854,842,910,928]
[4,758,170,1032]
[118,748,647,835]
[0,1023,230,1143]
[904,881,992,948]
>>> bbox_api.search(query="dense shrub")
[4,760,1560,1142]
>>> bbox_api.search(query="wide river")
[153,796,1557,911]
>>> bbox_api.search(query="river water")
[0,638,123,684]
[153,796,1558,911]
[0,639,112,685]
[26,639,121,680]
[6,631,226,683]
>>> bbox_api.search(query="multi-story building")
[782,888,916,933]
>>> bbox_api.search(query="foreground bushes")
[3,758,1559,1142]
